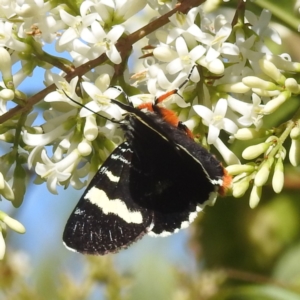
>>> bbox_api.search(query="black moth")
[63,78,230,255]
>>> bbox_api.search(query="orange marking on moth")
[157,107,195,139]
[138,102,153,111]
[137,103,179,126]
[138,101,194,139]
[218,168,232,196]
[156,106,179,127]
[155,89,177,104]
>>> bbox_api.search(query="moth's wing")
[126,112,224,236]
[146,137,221,236]
[63,142,154,255]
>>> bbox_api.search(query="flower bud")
[242,76,278,90]
[0,179,14,201]
[272,157,284,193]
[84,115,98,141]
[259,59,286,85]
[285,78,300,94]
[266,54,300,72]
[290,125,300,140]
[235,128,272,140]
[207,58,224,75]
[232,179,250,198]
[226,164,255,175]
[263,91,290,114]
[254,158,274,186]
[249,185,262,208]
[95,74,111,92]
[0,212,25,234]
[252,88,280,97]
[0,88,14,100]
[217,82,250,93]
[153,47,176,62]
[289,138,300,166]
[78,139,92,156]
[242,142,270,160]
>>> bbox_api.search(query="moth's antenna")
[110,86,134,107]
[62,90,122,124]
[177,64,197,90]
[155,65,197,105]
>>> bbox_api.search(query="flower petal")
[193,105,213,123]
[223,118,238,134]
[207,124,220,144]
[213,138,240,165]
[214,98,227,117]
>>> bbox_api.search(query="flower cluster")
[0,0,300,258]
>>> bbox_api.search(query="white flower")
[0,20,27,51]
[143,63,168,95]
[44,75,82,111]
[28,146,44,169]
[188,14,232,61]
[58,8,98,47]
[52,139,71,162]
[23,121,73,147]
[193,98,238,144]
[0,1,15,18]
[0,20,14,46]
[227,94,264,128]
[147,0,177,14]
[154,37,203,80]
[15,0,63,44]
[138,64,194,109]
[83,22,124,64]
[166,8,200,43]
[90,0,147,24]
[246,9,281,45]
[214,28,268,86]
[70,164,89,190]
[81,79,123,118]
[14,0,48,18]
[79,77,123,141]
[35,149,82,194]
[213,137,240,165]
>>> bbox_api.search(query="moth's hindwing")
[63,142,154,255]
